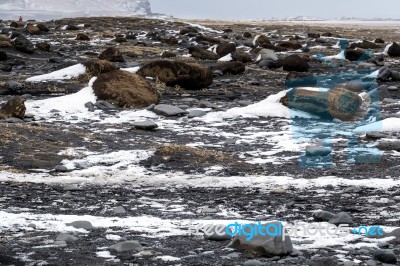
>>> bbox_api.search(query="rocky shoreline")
[0,17,400,265]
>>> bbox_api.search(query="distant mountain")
[0,0,152,19]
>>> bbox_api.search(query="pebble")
[108,241,144,253]
[133,120,158,130]
[56,233,78,243]
[153,104,187,116]
[66,221,94,230]
[188,110,207,118]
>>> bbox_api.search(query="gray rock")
[256,49,278,61]
[95,100,116,110]
[228,221,293,257]
[54,240,68,247]
[108,241,144,253]
[313,211,335,222]
[244,259,263,266]
[56,233,78,243]
[5,117,24,123]
[308,256,338,266]
[374,249,397,264]
[306,146,331,157]
[188,110,207,118]
[5,81,23,93]
[365,259,377,266]
[328,212,354,225]
[84,102,95,112]
[387,86,398,91]
[66,221,94,230]
[153,104,187,116]
[198,101,218,109]
[203,224,232,241]
[387,228,400,243]
[366,132,388,140]
[133,120,158,130]
[55,165,69,172]
[111,206,126,214]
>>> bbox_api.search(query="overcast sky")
[151,0,399,20]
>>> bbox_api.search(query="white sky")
[151,0,400,20]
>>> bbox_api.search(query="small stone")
[95,100,116,110]
[244,259,263,266]
[111,206,126,214]
[198,101,218,109]
[66,221,94,230]
[55,165,69,172]
[84,102,95,112]
[153,104,187,117]
[54,241,67,247]
[328,212,354,226]
[133,120,158,130]
[306,146,331,157]
[56,233,78,243]
[202,224,232,241]
[139,250,153,256]
[313,211,335,222]
[188,110,207,118]
[108,241,144,253]
[308,256,338,266]
[271,188,286,194]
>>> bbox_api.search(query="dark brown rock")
[276,41,302,50]
[189,46,219,60]
[137,60,213,90]
[215,62,245,75]
[36,42,51,52]
[216,42,236,57]
[76,33,90,41]
[388,42,400,57]
[232,50,252,63]
[92,70,160,108]
[254,35,271,47]
[99,47,125,62]
[281,55,309,72]
[26,24,41,35]
[0,97,26,119]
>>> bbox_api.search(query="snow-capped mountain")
[0,0,151,18]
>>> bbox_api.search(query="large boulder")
[137,60,213,90]
[99,47,125,62]
[216,42,236,57]
[228,222,293,257]
[92,70,160,108]
[280,88,363,121]
[0,97,26,119]
[254,35,271,47]
[12,35,34,53]
[232,50,252,63]
[36,23,49,32]
[189,46,219,60]
[281,55,309,72]
[345,49,371,61]
[388,42,400,57]
[26,24,41,35]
